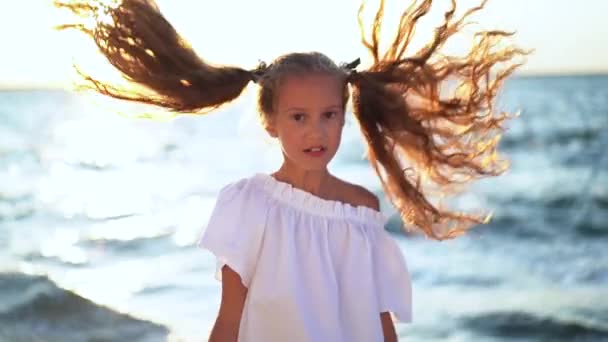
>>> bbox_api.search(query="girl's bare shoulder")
[333,177,380,211]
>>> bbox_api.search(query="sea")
[0,74,607,341]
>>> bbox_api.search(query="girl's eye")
[292,113,305,122]
[324,111,337,119]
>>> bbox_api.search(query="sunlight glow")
[0,0,607,89]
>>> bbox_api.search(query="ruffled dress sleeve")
[197,178,267,288]
[372,228,413,323]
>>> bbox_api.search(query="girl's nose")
[307,119,327,140]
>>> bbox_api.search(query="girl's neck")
[271,164,335,199]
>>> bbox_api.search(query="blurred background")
[1,0,607,341]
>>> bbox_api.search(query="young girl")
[55,0,526,340]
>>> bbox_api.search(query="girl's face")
[266,73,346,171]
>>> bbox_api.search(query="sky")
[1,0,607,89]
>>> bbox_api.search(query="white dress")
[198,173,412,342]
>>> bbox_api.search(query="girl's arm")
[209,265,248,342]
[380,312,398,342]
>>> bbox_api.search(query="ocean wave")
[485,194,608,238]
[0,194,35,221]
[545,193,608,210]
[501,127,602,149]
[461,311,608,341]
[411,270,503,288]
[77,234,177,256]
[484,211,549,240]
[574,215,608,238]
[0,272,169,342]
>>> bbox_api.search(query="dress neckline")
[252,173,388,226]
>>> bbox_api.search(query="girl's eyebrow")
[286,105,341,111]
[286,107,308,112]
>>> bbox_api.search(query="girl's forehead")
[275,74,344,110]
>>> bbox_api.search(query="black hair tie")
[341,57,361,71]
[341,57,360,81]
[250,60,268,84]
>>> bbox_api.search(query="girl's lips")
[303,146,326,157]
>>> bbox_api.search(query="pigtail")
[54,0,257,113]
[349,0,529,240]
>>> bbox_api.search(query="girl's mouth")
[303,146,326,157]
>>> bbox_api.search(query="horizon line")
[2,70,608,92]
